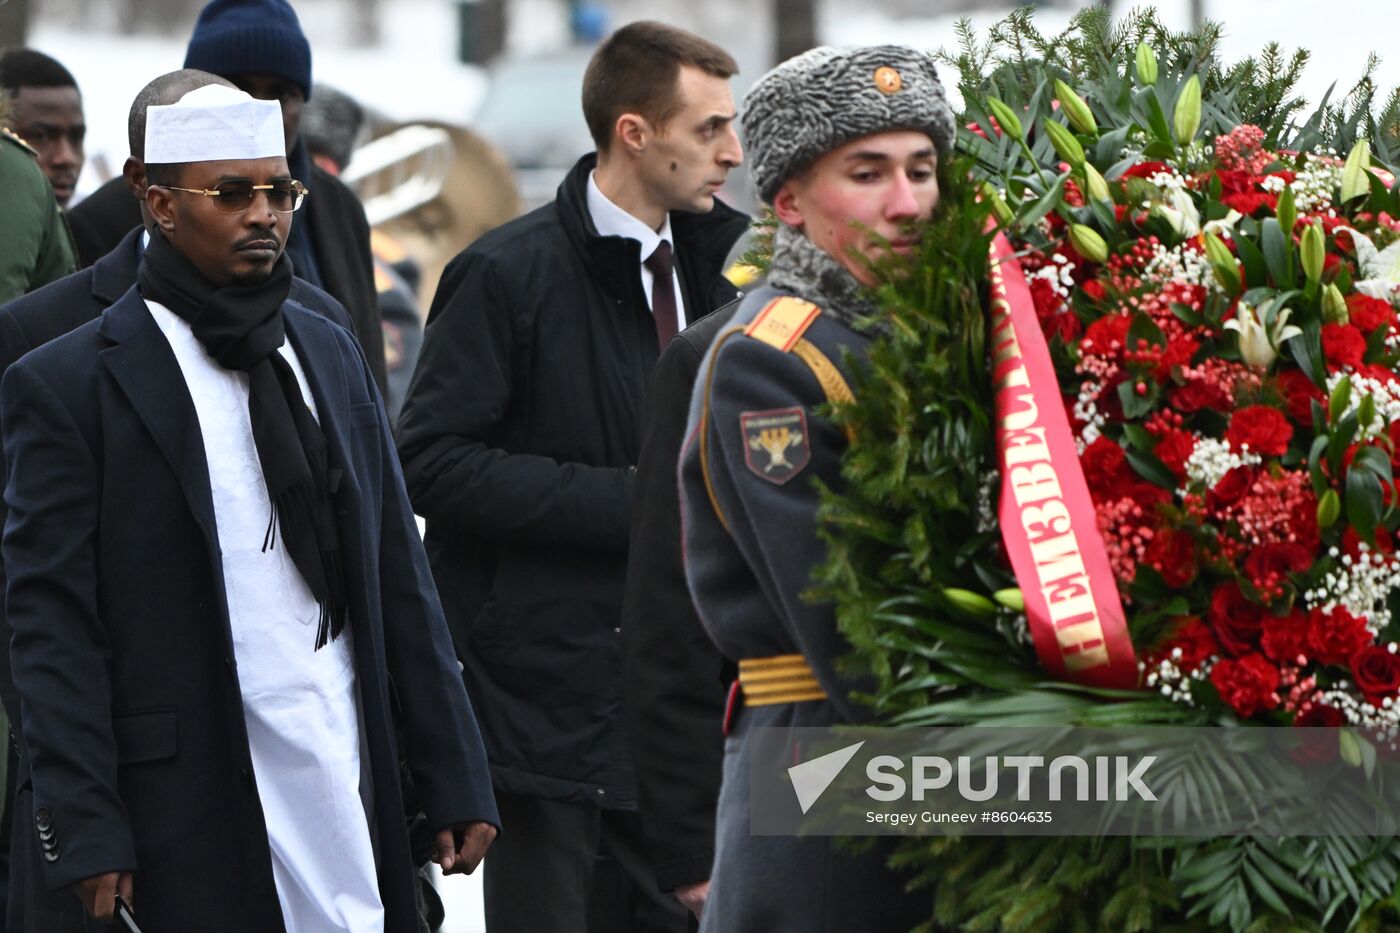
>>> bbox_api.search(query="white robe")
[149,299,385,933]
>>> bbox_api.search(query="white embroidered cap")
[144,84,285,165]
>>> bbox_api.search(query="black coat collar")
[554,153,749,303]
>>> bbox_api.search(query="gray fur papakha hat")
[741,45,956,204]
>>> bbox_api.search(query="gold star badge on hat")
[874,66,903,95]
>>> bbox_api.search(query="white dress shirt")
[586,171,687,328]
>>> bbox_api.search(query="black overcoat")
[397,154,749,807]
[0,228,356,932]
[0,287,497,933]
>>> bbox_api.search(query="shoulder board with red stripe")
[743,297,821,353]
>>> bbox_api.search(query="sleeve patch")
[740,407,810,484]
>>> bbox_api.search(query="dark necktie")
[644,241,679,347]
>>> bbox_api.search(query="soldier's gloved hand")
[73,869,133,920]
[434,821,498,875]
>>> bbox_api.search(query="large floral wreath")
[817,8,1400,931]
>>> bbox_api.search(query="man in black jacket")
[397,21,748,933]
[65,0,388,397]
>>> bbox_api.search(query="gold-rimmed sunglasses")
[158,178,309,214]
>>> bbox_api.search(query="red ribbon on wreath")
[989,233,1140,689]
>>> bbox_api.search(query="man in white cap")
[0,84,498,932]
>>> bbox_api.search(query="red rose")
[1260,608,1310,663]
[1294,704,1343,727]
[1321,323,1367,370]
[1307,606,1372,666]
[1227,405,1292,457]
[1081,280,1107,302]
[1154,429,1196,478]
[1208,466,1258,512]
[1080,437,1132,499]
[1275,369,1324,425]
[1143,526,1197,587]
[1350,645,1400,706]
[1346,293,1396,333]
[1209,582,1265,656]
[1291,703,1344,762]
[1243,542,1313,594]
[1210,654,1281,718]
[1125,481,1171,513]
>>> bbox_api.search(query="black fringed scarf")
[138,232,348,649]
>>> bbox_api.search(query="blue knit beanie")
[184,0,313,100]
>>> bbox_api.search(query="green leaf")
[1017,172,1070,231]
[1234,233,1268,288]
[1125,447,1178,489]
[1341,138,1373,204]
[1260,218,1296,287]
[1347,466,1384,542]
[1122,423,1157,452]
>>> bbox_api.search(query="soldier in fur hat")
[678,45,956,931]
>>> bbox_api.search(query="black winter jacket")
[397,154,748,806]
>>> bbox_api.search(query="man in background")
[301,82,424,422]
[397,20,748,933]
[0,49,84,209]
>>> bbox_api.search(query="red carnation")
[1044,313,1082,343]
[1154,429,1196,478]
[1081,314,1132,357]
[1208,465,1258,512]
[1243,542,1312,596]
[1342,525,1394,557]
[1080,437,1132,499]
[1143,526,1197,588]
[1081,280,1107,302]
[1350,645,1400,706]
[1171,378,1230,414]
[1275,369,1324,425]
[1209,582,1265,657]
[1030,276,1064,322]
[1321,323,1367,370]
[1260,608,1310,664]
[1210,654,1281,718]
[1122,161,1171,179]
[1346,293,1396,333]
[1306,606,1372,666]
[1227,405,1292,457]
[1150,617,1220,671]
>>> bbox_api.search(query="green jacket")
[0,127,76,304]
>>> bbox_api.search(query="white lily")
[1203,209,1245,239]
[1223,300,1302,368]
[1152,186,1203,237]
[1340,226,1400,302]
